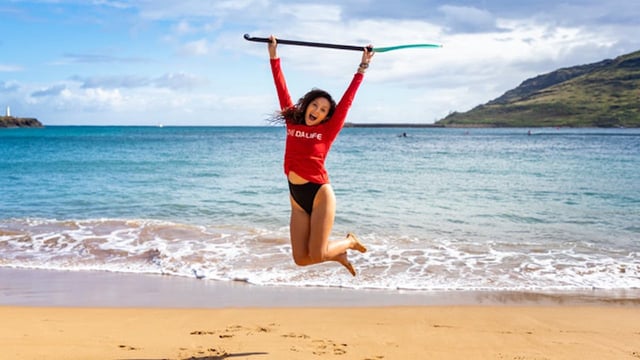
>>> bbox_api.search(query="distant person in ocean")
[268,35,372,276]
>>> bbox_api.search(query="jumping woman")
[268,35,373,276]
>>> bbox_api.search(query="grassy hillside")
[437,50,640,127]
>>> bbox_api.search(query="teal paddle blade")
[373,44,442,53]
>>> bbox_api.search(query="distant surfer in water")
[268,35,372,276]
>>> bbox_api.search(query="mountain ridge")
[436,49,640,127]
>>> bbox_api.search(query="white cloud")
[135,0,262,20]
[180,38,210,55]
[32,85,68,98]
[275,3,342,22]
[92,0,131,9]
[0,64,23,72]
[173,20,195,35]
[82,88,125,110]
[438,5,500,33]
[154,72,207,89]
[0,81,20,93]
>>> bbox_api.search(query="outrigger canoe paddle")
[243,34,441,53]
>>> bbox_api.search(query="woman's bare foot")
[336,252,356,276]
[347,232,367,253]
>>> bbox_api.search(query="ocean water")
[1,126,638,292]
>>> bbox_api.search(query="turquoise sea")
[1,126,638,292]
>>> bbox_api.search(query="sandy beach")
[1,268,639,360]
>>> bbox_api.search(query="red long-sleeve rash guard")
[270,58,364,184]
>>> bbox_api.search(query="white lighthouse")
[5,106,9,117]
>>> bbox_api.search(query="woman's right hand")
[268,35,278,59]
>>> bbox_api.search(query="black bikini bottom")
[288,181,322,215]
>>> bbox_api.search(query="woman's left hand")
[358,45,374,73]
[362,45,374,64]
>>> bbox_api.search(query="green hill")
[437,49,640,127]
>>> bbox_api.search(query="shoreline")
[2,267,638,308]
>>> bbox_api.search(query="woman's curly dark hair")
[271,89,336,125]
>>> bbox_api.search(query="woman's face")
[305,97,331,126]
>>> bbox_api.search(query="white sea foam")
[1,218,638,292]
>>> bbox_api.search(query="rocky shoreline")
[0,116,43,128]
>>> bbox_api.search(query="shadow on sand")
[121,352,268,360]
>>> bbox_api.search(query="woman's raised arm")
[268,35,278,59]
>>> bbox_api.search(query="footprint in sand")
[311,339,348,356]
[190,330,215,335]
[190,324,276,343]
[178,345,227,359]
[281,332,311,339]
[117,344,138,351]
[190,324,349,357]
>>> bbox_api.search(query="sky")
[1,0,639,126]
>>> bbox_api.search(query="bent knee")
[307,250,325,264]
[292,251,324,266]
[292,256,306,267]
[292,252,310,266]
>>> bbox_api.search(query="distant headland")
[0,106,43,128]
[0,116,43,128]
[436,49,640,128]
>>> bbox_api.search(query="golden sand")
[2,305,639,359]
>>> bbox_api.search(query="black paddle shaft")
[244,34,373,52]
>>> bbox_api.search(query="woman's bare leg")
[289,184,367,275]
[289,200,311,265]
